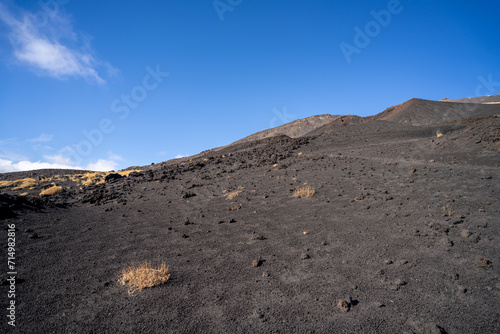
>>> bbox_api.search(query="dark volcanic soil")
[1,115,499,333]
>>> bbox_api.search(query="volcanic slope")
[371,98,500,126]
[309,98,500,133]
[441,94,500,104]
[0,101,499,333]
[225,114,343,146]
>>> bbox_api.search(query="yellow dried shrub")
[40,185,62,196]
[118,261,170,295]
[224,189,242,200]
[293,185,315,198]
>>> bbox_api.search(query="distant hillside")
[371,98,499,126]
[305,98,500,136]
[228,114,344,145]
[192,95,500,157]
[441,94,500,104]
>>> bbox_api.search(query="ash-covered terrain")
[1,97,499,333]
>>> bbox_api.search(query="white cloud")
[86,159,118,172]
[45,152,121,171]
[0,157,82,173]
[29,133,53,143]
[175,154,187,159]
[0,151,122,173]
[43,153,74,166]
[0,2,113,84]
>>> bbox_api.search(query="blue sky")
[0,0,499,172]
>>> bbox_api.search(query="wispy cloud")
[29,133,53,143]
[107,151,123,162]
[0,2,114,84]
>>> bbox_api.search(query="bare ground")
[1,116,499,333]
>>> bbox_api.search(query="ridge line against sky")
[0,0,499,173]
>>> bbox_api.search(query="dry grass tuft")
[0,178,38,189]
[436,130,443,138]
[0,180,15,188]
[69,169,142,186]
[117,169,142,177]
[80,172,107,186]
[224,189,242,200]
[293,185,315,198]
[12,178,38,190]
[39,185,62,196]
[118,261,170,294]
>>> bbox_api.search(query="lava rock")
[105,173,122,182]
[337,298,351,312]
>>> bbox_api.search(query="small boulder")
[337,298,351,312]
[460,230,471,238]
[476,256,492,268]
[300,253,310,260]
[252,259,262,267]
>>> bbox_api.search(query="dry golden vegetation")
[118,261,171,295]
[13,178,38,190]
[0,178,38,189]
[293,185,315,198]
[80,172,106,186]
[117,169,142,177]
[78,170,143,186]
[0,170,143,195]
[224,188,242,200]
[40,185,63,196]
[436,130,444,138]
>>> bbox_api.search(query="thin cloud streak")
[29,133,53,143]
[0,2,112,84]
